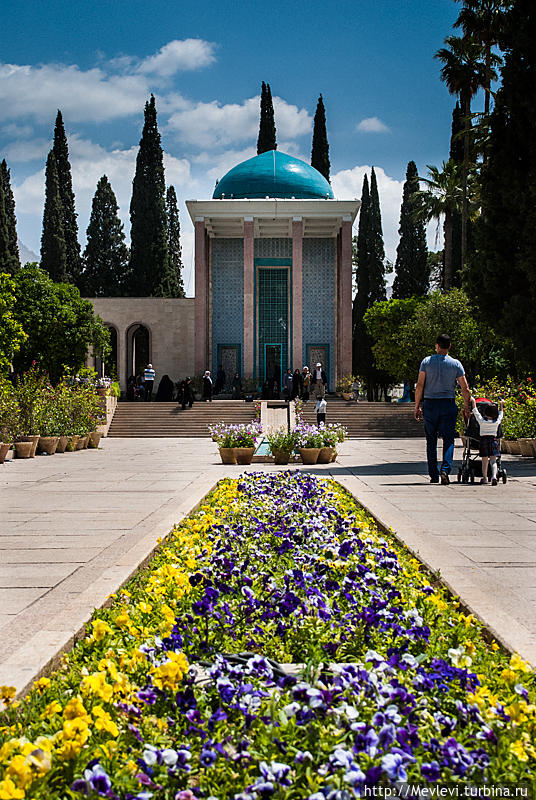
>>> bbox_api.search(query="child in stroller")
[458,397,506,484]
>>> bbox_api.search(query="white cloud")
[4,138,50,163]
[356,116,390,134]
[0,39,215,123]
[137,39,216,77]
[167,94,311,149]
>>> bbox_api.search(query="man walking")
[414,334,471,484]
[143,363,155,402]
[311,362,327,400]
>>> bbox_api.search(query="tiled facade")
[211,239,244,375]
[302,238,336,389]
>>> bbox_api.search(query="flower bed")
[0,473,535,798]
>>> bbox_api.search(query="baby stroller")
[457,397,507,484]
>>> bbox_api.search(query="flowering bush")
[266,427,295,455]
[292,421,324,448]
[335,374,356,393]
[458,376,536,439]
[208,421,262,448]
[0,473,535,798]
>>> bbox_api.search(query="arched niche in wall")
[126,323,151,381]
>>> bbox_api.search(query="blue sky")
[1,0,464,293]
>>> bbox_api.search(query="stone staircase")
[108,399,423,438]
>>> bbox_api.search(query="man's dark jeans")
[423,398,458,478]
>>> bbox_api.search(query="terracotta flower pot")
[75,434,88,450]
[342,393,352,401]
[529,438,536,457]
[330,450,338,462]
[509,440,521,456]
[219,447,237,464]
[271,448,291,465]
[88,431,103,449]
[66,435,80,452]
[235,447,255,465]
[317,446,335,464]
[0,442,12,464]
[519,438,534,457]
[14,441,33,458]
[19,434,40,457]
[56,436,69,453]
[298,447,321,465]
[37,436,59,455]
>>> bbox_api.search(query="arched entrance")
[126,324,150,382]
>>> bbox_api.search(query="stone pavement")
[0,437,535,695]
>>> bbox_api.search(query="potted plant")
[208,421,262,464]
[14,366,48,457]
[335,374,356,401]
[0,378,19,463]
[293,422,323,464]
[317,425,339,463]
[267,428,295,465]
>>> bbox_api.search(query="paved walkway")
[0,438,535,694]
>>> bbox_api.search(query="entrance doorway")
[126,324,150,382]
[264,343,282,391]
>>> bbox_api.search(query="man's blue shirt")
[419,354,464,399]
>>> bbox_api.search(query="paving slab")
[1,436,536,696]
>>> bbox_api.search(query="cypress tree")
[257,82,277,154]
[53,111,81,284]
[392,160,429,298]
[368,168,388,305]
[127,95,170,296]
[159,185,185,298]
[311,94,330,181]
[0,159,20,274]
[80,175,130,297]
[449,102,464,285]
[352,170,389,398]
[40,150,67,282]
[466,0,536,370]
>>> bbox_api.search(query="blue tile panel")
[302,238,336,389]
[254,238,292,259]
[211,238,244,375]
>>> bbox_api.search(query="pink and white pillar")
[292,216,303,370]
[243,217,254,377]
[194,217,209,375]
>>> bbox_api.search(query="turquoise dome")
[212,150,334,200]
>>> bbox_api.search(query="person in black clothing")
[232,372,242,399]
[155,374,174,401]
[202,370,213,402]
[178,377,195,409]
[291,369,302,400]
[215,364,226,395]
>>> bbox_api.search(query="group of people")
[264,362,328,403]
[415,334,504,486]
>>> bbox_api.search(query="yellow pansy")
[91,620,113,642]
[151,652,188,691]
[63,696,90,722]
[40,701,62,719]
[81,672,113,703]
[6,756,33,789]
[510,739,528,761]
[114,610,130,628]
[0,777,25,799]
[92,706,119,737]
[510,653,532,673]
[33,678,50,693]
[0,687,16,705]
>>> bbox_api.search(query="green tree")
[81,176,130,297]
[417,161,466,290]
[392,161,429,298]
[257,82,277,154]
[454,0,510,117]
[52,111,81,284]
[352,170,389,398]
[466,0,536,372]
[161,185,185,298]
[40,150,68,282]
[364,289,495,384]
[127,95,170,297]
[435,35,488,271]
[0,272,25,373]
[0,160,20,273]
[311,94,330,182]
[12,264,110,382]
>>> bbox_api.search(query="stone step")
[108,401,423,438]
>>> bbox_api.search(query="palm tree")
[454,0,508,117]
[416,161,464,291]
[435,35,486,271]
